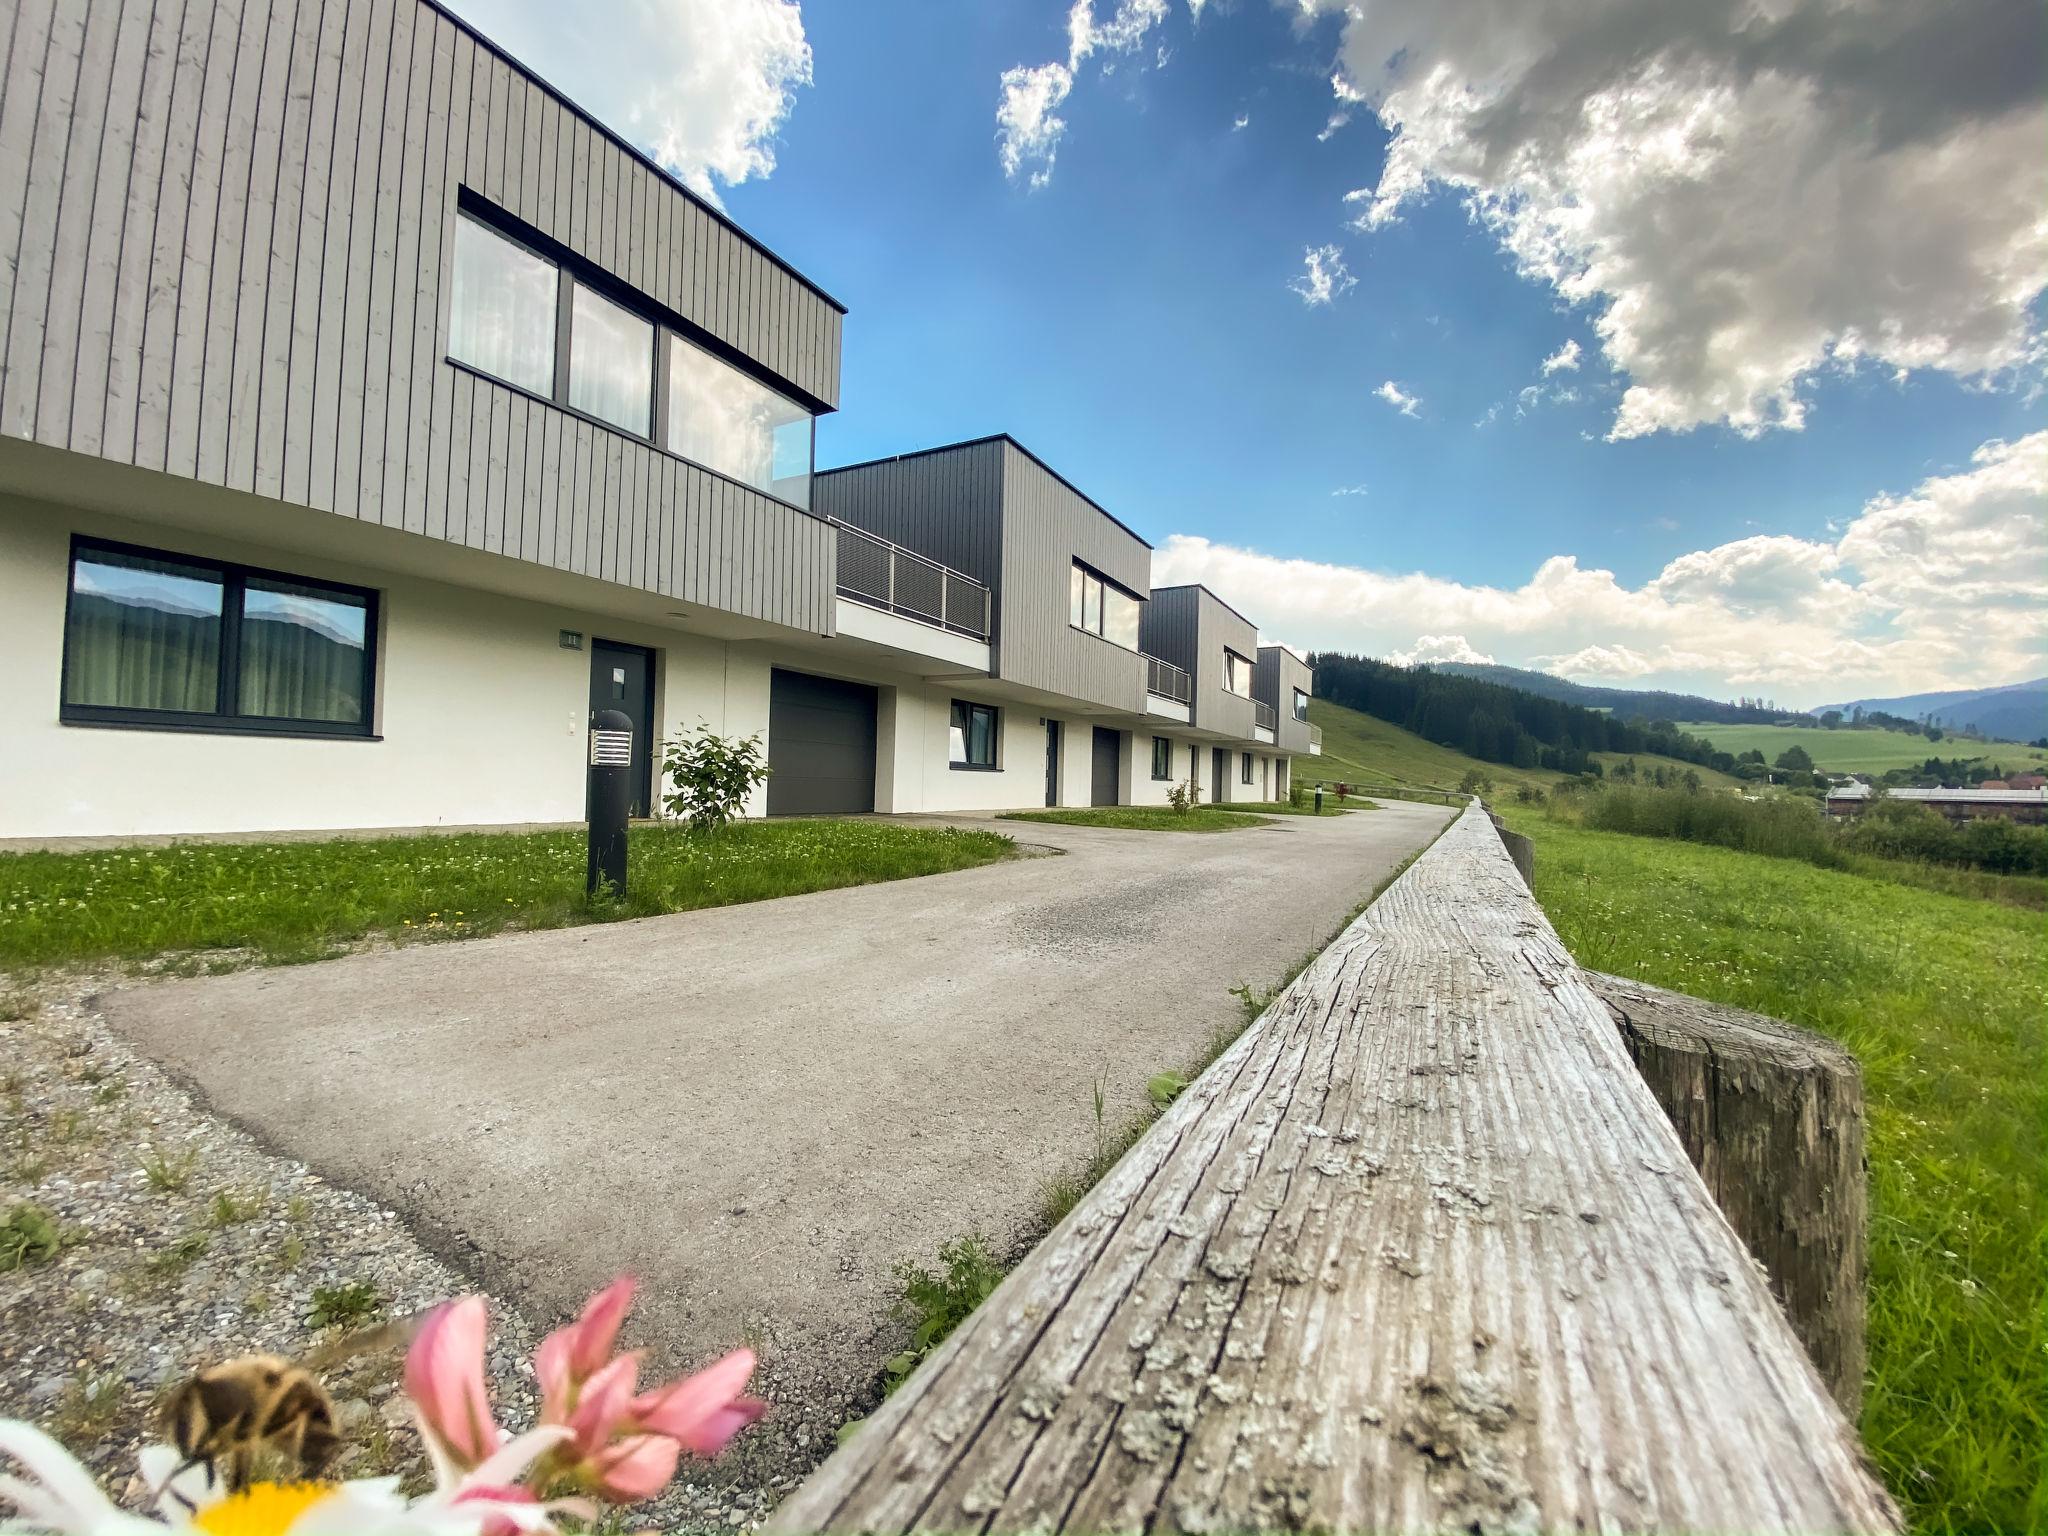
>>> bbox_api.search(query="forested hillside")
[1431,661,1789,725]
[1310,653,1737,775]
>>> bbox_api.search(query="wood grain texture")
[770,802,1900,1535]
[1586,969,1868,1417]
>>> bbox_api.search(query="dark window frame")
[1292,687,1310,722]
[1150,735,1173,781]
[1241,751,1256,785]
[1067,559,1144,652]
[1224,648,1255,698]
[446,198,820,517]
[60,536,380,740]
[949,698,1000,771]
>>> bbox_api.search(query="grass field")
[1303,699,1742,794]
[1211,799,1355,817]
[1675,720,2048,775]
[997,807,1272,833]
[1499,806,2046,1533]
[0,820,1014,971]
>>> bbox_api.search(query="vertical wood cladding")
[1144,585,1257,738]
[996,443,1147,714]
[0,0,840,635]
[816,438,1152,714]
[1256,643,1313,754]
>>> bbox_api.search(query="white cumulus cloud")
[1374,380,1421,417]
[1290,245,1356,306]
[997,0,1173,186]
[1389,635,1496,667]
[444,0,810,203]
[1150,431,2048,704]
[1301,0,2048,438]
[996,63,1075,189]
[1541,340,1582,376]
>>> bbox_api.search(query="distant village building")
[1825,784,2048,825]
[2007,773,2047,791]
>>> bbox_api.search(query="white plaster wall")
[1128,730,1200,807]
[873,683,1080,813]
[0,499,722,838]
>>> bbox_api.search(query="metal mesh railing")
[1144,653,1192,704]
[833,521,992,641]
[1309,723,1323,749]
[1255,700,1277,732]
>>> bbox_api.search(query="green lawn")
[997,807,1274,833]
[1674,720,2048,775]
[0,820,1014,971]
[1211,799,1358,816]
[1305,699,1742,795]
[1499,806,2046,1534]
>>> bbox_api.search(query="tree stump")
[1587,970,1867,1416]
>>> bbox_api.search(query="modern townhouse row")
[0,0,1314,840]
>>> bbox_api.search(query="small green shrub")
[1166,778,1201,815]
[140,1146,198,1192]
[1146,1071,1188,1108]
[0,1203,59,1271]
[308,1280,381,1329]
[885,1234,1005,1392]
[659,726,771,832]
[209,1188,262,1227]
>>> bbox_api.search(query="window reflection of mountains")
[76,584,365,650]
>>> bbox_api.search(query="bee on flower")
[0,1277,762,1536]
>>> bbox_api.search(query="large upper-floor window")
[1293,687,1309,721]
[1069,562,1140,650]
[1224,649,1254,697]
[62,540,375,736]
[449,215,557,395]
[446,208,816,510]
[667,333,814,510]
[570,285,654,436]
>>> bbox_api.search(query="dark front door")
[1211,746,1228,805]
[766,668,878,816]
[1044,720,1061,807]
[589,640,655,817]
[1091,727,1121,807]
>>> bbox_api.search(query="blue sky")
[451,0,2046,706]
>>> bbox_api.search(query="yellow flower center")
[190,1481,334,1536]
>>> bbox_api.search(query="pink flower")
[453,1483,539,1536]
[564,1353,641,1457]
[589,1434,682,1502]
[630,1349,766,1457]
[536,1276,637,1421]
[405,1297,501,1473]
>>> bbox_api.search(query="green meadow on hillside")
[1499,806,2046,1534]
[1675,720,2048,774]
[1302,699,1741,794]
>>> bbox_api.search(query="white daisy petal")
[0,1421,148,1533]
[454,1428,571,1495]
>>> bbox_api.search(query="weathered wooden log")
[770,803,1899,1534]
[1586,970,1868,1417]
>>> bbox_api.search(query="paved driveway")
[102,801,1451,1481]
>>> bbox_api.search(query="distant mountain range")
[1817,679,2047,744]
[1424,662,2048,744]
[1428,662,1784,727]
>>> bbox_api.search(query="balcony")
[1309,722,1323,755]
[1254,700,1277,731]
[834,521,991,640]
[1144,653,1192,705]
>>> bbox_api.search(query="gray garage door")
[767,669,878,816]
